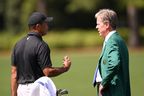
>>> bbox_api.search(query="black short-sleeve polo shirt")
[11,32,52,84]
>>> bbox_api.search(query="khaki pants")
[17,83,33,96]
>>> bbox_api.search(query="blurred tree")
[5,0,22,33]
[5,0,38,33]
[0,0,6,31]
[67,0,143,47]
[119,0,144,47]
[45,0,72,28]
[127,5,140,47]
[20,0,37,31]
[37,0,47,13]
[45,0,101,29]
[2,0,144,48]
[66,0,99,12]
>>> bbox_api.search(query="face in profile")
[96,16,109,38]
[39,22,49,36]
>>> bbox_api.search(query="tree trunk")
[127,5,140,47]
[37,0,46,13]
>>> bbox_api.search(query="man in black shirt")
[11,12,71,96]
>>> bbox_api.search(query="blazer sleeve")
[101,41,121,87]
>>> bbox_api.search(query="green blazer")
[98,32,131,96]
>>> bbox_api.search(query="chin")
[100,34,105,38]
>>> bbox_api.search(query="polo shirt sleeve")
[11,45,17,66]
[37,43,52,70]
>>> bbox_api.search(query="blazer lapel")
[93,43,106,87]
[99,42,106,60]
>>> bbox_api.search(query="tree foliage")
[5,0,22,33]
[118,0,144,47]
[120,0,144,8]
[0,0,144,47]
[66,0,99,12]
[4,0,37,33]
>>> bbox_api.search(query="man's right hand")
[43,56,71,77]
[63,56,71,71]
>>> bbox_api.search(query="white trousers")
[17,77,56,96]
[17,83,33,96]
[30,76,56,96]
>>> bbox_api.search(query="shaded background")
[0,0,144,96]
[0,0,144,48]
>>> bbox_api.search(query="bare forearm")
[11,78,17,96]
[43,67,68,77]
[43,56,71,77]
[11,66,17,96]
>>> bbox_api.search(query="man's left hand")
[99,84,104,96]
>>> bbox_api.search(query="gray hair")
[95,9,118,29]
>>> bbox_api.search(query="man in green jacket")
[93,9,131,96]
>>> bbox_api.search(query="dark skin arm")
[43,56,71,77]
[11,66,17,96]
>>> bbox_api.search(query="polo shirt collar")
[28,32,42,40]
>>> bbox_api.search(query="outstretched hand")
[63,56,71,71]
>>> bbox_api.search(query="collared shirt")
[95,30,116,83]
[104,30,116,43]
[11,32,52,84]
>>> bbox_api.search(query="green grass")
[0,55,11,95]
[0,48,144,96]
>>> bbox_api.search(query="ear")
[35,24,40,28]
[105,22,110,29]
[35,24,41,30]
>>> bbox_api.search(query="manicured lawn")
[0,48,144,96]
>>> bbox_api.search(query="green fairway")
[0,48,144,96]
